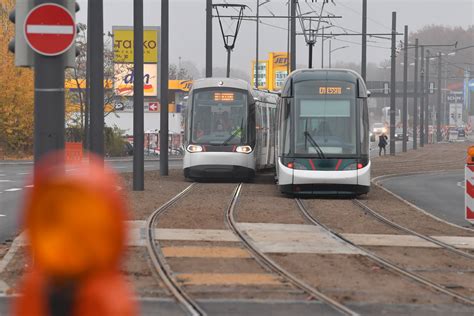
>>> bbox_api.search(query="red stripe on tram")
[335,159,342,170]
[308,159,316,170]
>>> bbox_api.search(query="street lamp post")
[328,40,348,68]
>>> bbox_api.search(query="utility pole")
[290,0,296,72]
[437,51,442,142]
[420,46,425,147]
[413,39,418,150]
[361,0,367,81]
[425,50,430,144]
[133,0,144,190]
[309,40,314,68]
[85,0,91,151]
[328,39,331,68]
[389,12,396,156]
[89,0,104,159]
[160,0,169,176]
[255,0,259,88]
[402,25,408,152]
[206,0,212,77]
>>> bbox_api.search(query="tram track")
[295,198,474,306]
[352,199,474,260]
[228,183,360,316]
[146,183,206,316]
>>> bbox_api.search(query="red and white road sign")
[465,165,474,223]
[148,102,158,112]
[24,3,76,56]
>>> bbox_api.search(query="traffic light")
[8,0,80,68]
[8,0,34,67]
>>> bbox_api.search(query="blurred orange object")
[65,142,83,162]
[14,151,137,315]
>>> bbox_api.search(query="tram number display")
[214,92,235,101]
[319,87,342,95]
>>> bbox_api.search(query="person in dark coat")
[378,133,388,156]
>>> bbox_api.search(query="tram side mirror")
[367,90,372,98]
[357,78,369,98]
[254,97,259,102]
[183,96,189,101]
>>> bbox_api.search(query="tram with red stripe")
[275,69,371,195]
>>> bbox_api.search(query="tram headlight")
[236,145,253,154]
[186,144,203,153]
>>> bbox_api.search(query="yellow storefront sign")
[113,28,159,63]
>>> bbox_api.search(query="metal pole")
[402,25,408,152]
[321,27,324,68]
[33,0,65,165]
[425,50,430,144]
[226,48,231,77]
[205,0,212,77]
[389,12,396,156]
[308,43,313,68]
[420,46,424,147]
[437,51,442,142]
[85,0,91,151]
[413,39,418,150]
[89,0,104,159]
[255,0,259,88]
[290,0,296,71]
[329,39,331,68]
[133,0,144,190]
[160,0,169,176]
[361,0,367,81]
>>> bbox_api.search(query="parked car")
[394,128,409,141]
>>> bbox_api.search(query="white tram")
[275,69,371,195]
[183,78,276,180]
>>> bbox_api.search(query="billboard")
[251,61,268,89]
[113,27,159,63]
[114,64,158,96]
[268,52,288,91]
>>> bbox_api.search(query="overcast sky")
[76,0,473,75]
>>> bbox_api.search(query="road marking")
[17,172,30,175]
[162,246,251,258]
[114,166,128,169]
[24,184,34,188]
[0,180,11,183]
[0,174,6,176]
[4,188,22,192]
[176,273,281,286]
[457,181,465,189]
[0,214,5,217]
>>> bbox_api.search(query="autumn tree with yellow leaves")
[0,0,34,156]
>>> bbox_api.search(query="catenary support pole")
[255,0,259,88]
[309,43,313,68]
[206,0,212,77]
[425,50,430,144]
[402,25,408,152]
[290,0,296,72]
[389,12,396,156]
[226,48,231,78]
[33,0,66,164]
[133,0,144,190]
[89,0,104,159]
[420,46,425,147]
[437,51,442,142]
[413,39,418,150]
[321,27,324,68]
[361,0,367,81]
[85,0,92,151]
[160,0,169,176]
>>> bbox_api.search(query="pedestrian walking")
[378,133,388,156]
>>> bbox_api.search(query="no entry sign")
[24,3,76,56]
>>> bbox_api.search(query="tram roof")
[281,69,368,97]
[191,78,251,91]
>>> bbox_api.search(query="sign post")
[465,146,474,224]
[27,1,77,164]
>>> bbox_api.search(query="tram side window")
[280,99,291,155]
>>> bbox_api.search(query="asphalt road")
[379,170,470,228]
[0,158,183,243]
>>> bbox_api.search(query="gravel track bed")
[121,169,190,220]
[365,246,474,299]
[361,185,474,237]
[302,199,401,235]
[237,180,306,225]
[269,253,456,305]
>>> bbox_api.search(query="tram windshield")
[191,89,248,145]
[294,80,357,156]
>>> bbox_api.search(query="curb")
[372,172,474,233]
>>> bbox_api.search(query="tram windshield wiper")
[304,131,326,159]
